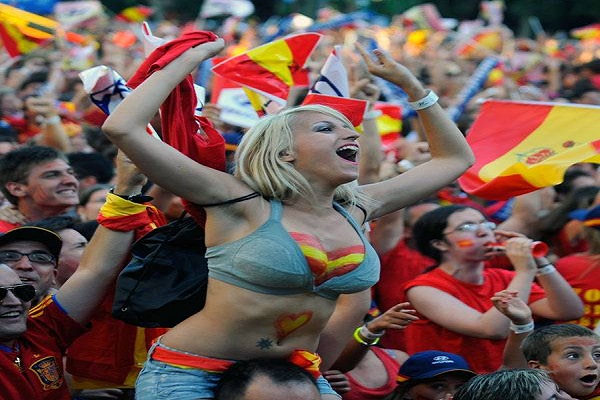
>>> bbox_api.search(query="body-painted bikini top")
[206,199,380,300]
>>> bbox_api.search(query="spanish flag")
[301,93,367,127]
[456,28,502,58]
[458,100,600,200]
[116,6,154,23]
[571,23,600,41]
[0,4,85,57]
[212,33,321,107]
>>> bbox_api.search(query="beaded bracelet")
[353,326,380,346]
[509,321,535,334]
[408,90,439,111]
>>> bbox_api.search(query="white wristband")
[363,109,383,120]
[360,324,385,340]
[409,90,439,111]
[42,115,61,126]
[509,321,535,334]
[536,265,557,276]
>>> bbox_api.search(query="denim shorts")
[135,340,340,399]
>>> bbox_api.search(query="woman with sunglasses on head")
[402,205,583,374]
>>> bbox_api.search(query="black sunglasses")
[0,284,36,303]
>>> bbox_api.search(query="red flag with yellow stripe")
[212,33,321,106]
[0,4,85,57]
[458,100,600,200]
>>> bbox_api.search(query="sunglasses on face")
[0,250,55,265]
[0,284,36,303]
[444,221,497,235]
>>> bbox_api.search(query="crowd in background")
[0,1,599,399]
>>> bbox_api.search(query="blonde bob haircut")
[234,104,369,210]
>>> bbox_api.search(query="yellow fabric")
[246,39,294,86]
[479,106,600,186]
[99,193,150,218]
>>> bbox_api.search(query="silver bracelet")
[42,115,61,126]
[359,324,385,340]
[408,90,439,111]
[509,321,535,334]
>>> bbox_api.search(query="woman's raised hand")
[181,38,225,64]
[355,42,422,94]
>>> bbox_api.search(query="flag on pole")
[310,45,349,97]
[212,33,321,108]
[458,100,600,200]
[570,23,600,41]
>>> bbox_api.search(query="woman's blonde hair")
[234,104,367,209]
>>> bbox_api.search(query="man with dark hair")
[215,358,320,400]
[67,152,114,192]
[0,145,79,231]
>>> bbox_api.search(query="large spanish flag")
[458,100,600,200]
[212,33,321,106]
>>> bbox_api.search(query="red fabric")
[127,31,226,173]
[67,291,168,384]
[0,296,87,400]
[97,205,166,240]
[550,223,589,258]
[403,267,546,373]
[555,253,600,329]
[342,347,399,400]
[374,239,434,351]
[0,219,21,233]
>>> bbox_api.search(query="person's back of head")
[67,152,114,190]
[0,145,67,205]
[214,358,319,400]
[453,369,573,400]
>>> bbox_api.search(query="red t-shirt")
[0,219,21,233]
[555,253,600,329]
[403,268,546,373]
[375,239,434,350]
[0,296,87,400]
[343,347,399,400]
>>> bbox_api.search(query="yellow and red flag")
[212,33,321,108]
[0,3,56,57]
[571,23,600,41]
[458,100,600,200]
[116,6,154,23]
[456,28,502,58]
[0,4,86,57]
[301,93,367,127]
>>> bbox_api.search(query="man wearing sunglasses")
[0,167,142,400]
[0,225,62,305]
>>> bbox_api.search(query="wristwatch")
[109,187,153,204]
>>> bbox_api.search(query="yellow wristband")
[353,326,380,346]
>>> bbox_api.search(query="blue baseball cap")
[569,204,600,228]
[397,351,476,382]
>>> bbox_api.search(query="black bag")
[112,214,208,328]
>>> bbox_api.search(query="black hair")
[214,358,318,400]
[522,324,598,364]
[412,205,471,263]
[67,152,114,184]
[0,145,68,205]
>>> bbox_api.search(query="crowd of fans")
[0,2,599,399]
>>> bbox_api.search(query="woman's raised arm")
[355,44,474,220]
[102,39,250,205]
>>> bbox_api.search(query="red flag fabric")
[127,31,226,173]
[212,33,321,105]
[116,6,154,23]
[301,93,367,127]
[458,100,600,200]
